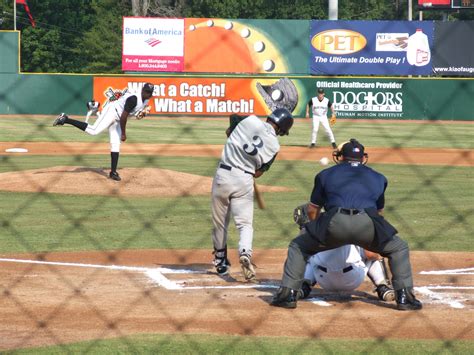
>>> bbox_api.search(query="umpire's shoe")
[395,288,422,310]
[270,287,298,309]
[53,113,68,126]
[109,171,121,181]
[239,253,257,282]
[376,284,395,302]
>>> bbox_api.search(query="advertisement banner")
[310,20,434,75]
[122,17,184,72]
[433,22,474,76]
[93,76,306,117]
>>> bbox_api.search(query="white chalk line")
[1,258,472,309]
[420,267,474,275]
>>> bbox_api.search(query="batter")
[211,108,294,281]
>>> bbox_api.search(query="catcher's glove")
[293,203,310,227]
[329,114,337,126]
[135,105,150,120]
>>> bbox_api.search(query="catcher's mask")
[332,138,368,165]
[267,108,294,136]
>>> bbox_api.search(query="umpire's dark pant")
[281,212,414,291]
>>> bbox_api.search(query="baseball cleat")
[109,171,121,181]
[53,113,68,126]
[376,284,395,302]
[309,143,316,149]
[239,254,257,282]
[332,142,337,149]
[214,257,230,276]
[270,287,298,308]
[395,288,422,311]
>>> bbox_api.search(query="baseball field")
[0,115,472,353]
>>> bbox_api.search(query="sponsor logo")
[125,27,182,36]
[311,29,367,54]
[145,38,162,47]
[332,90,403,112]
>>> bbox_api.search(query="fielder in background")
[52,83,154,181]
[211,108,294,282]
[85,100,100,123]
[271,139,422,311]
[306,88,337,149]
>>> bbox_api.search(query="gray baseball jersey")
[221,115,280,174]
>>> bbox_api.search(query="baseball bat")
[254,181,265,209]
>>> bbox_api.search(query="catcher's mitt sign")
[93,77,302,116]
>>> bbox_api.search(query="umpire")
[271,138,422,311]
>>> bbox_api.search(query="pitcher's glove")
[136,105,151,120]
[329,113,337,126]
[293,203,310,227]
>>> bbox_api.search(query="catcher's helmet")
[267,108,294,136]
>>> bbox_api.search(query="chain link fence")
[0,34,473,355]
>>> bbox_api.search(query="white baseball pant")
[85,104,121,153]
[211,166,254,256]
[311,115,335,145]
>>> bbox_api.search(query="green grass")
[11,334,473,354]
[0,155,471,253]
[0,116,473,149]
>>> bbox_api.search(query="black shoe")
[109,171,121,181]
[270,287,298,308]
[214,257,231,276]
[53,113,68,126]
[309,143,316,149]
[332,142,337,149]
[395,288,422,310]
[297,281,313,300]
[376,284,395,302]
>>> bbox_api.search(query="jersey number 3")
[243,136,263,156]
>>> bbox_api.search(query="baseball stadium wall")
[0,31,473,120]
[1,73,473,121]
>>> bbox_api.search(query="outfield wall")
[0,73,472,120]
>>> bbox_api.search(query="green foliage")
[0,0,473,73]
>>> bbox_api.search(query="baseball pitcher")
[212,108,293,281]
[52,83,154,181]
[306,88,337,149]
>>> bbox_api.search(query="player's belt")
[338,208,365,215]
[219,163,254,176]
[317,265,353,273]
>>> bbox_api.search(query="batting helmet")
[267,108,294,136]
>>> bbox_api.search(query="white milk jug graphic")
[406,29,431,66]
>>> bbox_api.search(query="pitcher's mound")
[0,166,292,197]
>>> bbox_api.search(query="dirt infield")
[0,249,472,350]
[0,166,291,197]
[1,142,473,167]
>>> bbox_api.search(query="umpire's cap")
[267,108,294,136]
[340,138,365,160]
[142,82,154,93]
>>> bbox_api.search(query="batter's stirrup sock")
[111,152,119,173]
[64,117,88,131]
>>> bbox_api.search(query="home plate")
[5,148,28,153]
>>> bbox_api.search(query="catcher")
[294,204,395,301]
[53,82,154,181]
[306,88,337,149]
